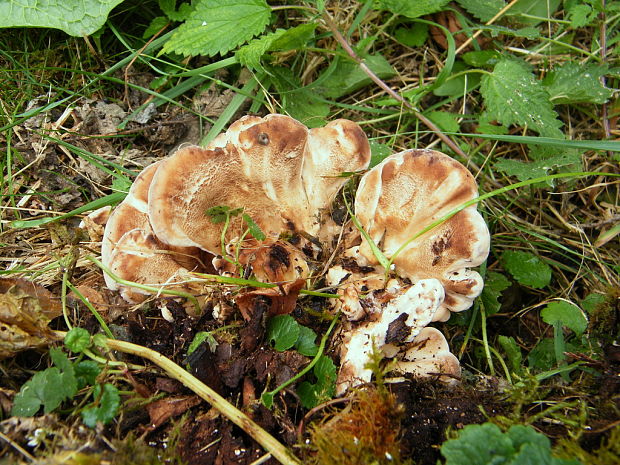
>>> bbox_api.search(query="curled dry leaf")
[0,278,62,359]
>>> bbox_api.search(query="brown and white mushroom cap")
[354,149,490,321]
[335,278,444,395]
[392,327,461,384]
[101,162,204,302]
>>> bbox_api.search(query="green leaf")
[75,361,101,389]
[394,23,429,47]
[81,383,121,427]
[242,213,266,241]
[506,0,562,25]
[144,16,169,39]
[498,335,523,374]
[10,383,41,417]
[544,62,613,105]
[206,205,243,223]
[494,149,582,184]
[266,315,300,351]
[0,0,125,36]
[64,327,91,353]
[159,0,194,21]
[270,23,317,51]
[541,301,588,335]
[374,0,450,18]
[295,326,319,357]
[319,54,395,99]
[162,0,271,57]
[270,66,330,128]
[187,331,218,355]
[567,4,594,28]
[481,58,563,138]
[441,422,583,465]
[463,50,501,68]
[236,29,288,71]
[528,338,579,371]
[480,271,511,315]
[456,0,505,22]
[297,355,336,409]
[502,250,552,289]
[581,293,606,314]
[426,111,460,133]
[369,141,393,168]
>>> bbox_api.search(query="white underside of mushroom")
[335,278,444,396]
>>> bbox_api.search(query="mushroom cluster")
[99,114,489,395]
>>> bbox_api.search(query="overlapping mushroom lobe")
[355,150,490,318]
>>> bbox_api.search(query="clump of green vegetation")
[555,425,620,465]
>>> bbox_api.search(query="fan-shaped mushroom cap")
[303,119,371,215]
[355,149,490,321]
[101,163,204,301]
[335,278,444,395]
[392,327,461,384]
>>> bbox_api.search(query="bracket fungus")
[99,115,489,396]
[328,149,489,393]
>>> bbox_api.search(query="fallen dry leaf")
[146,395,201,428]
[0,278,62,359]
[235,279,305,321]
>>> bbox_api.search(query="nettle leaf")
[297,355,337,409]
[162,0,271,57]
[544,62,613,105]
[159,0,194,21]
[319,53,395,99]
[481,58,563,138]
[456,0,505,22]
[494,151,582,184]
[0,0,125,36]
[81,383,121,427]
[394,23,429,47]
[567,4,594,28]
[266,315,300,351]
[480,271,511,315]
[426,111,460,133]
[374,0,450,18]
[270,66,330,128]
[236,29,288,71]
[541,301,588,336]
[270,23,317,51]
[502,250,552,289]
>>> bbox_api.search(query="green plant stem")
[479,306,495,376]
[54,331,301,465]
[86,256,202,314]
[66,281,114,339]
[262,312,340,406]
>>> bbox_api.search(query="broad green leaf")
[159,0,194,21]
[0,0,125,36]
[242,213,266,241]
[394,23,429,47]
[270,23,317,51]
[463,50,501,68]
[480,271,511,315]
[319,54,395,99]
[270,67,330,128]
[10,384,41,417]
[206,205,242,223]
[374,0,450,18]
[162,0,271,57]
[143,16,169,39]
[187,331,217,355]
[498,335,522,374]
[81,383,121,427]
[502,250,552,289]
[481,58,563,138]
[541,301,588,335]
[266,315,300,351]
[295,325,318,357]
[494,150,582,184]
[297,355,336,409]
[369,141,393,168]
[506,0,562,25]
[433,61,481,97]
[426,111,460,133]
[236,29,288,71]
[543,63,613,104]
[567,4,594,28]
[528,338,579,371]
[64,327,91,353]
[581,293,606,314]
[456,0,505,22]
[75,361,101,389]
